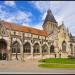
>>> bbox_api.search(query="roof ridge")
[2,20,48,36]
[3,20,46,32]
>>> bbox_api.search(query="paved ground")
[0,59,75,74]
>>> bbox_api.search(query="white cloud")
[1,1,75,36]
[30,1,75,36]
[31,1,51,13]
[42,11,47,21]
[0,5,32,26]
[14,10,32,23]
[4,1,16,7]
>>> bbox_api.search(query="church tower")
[42,9,58,34]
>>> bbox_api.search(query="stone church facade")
[0,9,74,61]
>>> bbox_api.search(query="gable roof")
[2,21,48,36]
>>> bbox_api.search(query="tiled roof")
[2,21,48,36]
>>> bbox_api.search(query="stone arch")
[42,44,48,54]
[42,42,49,47]
[0,38,8,60]
[23,42,31,53]
[0,39,7,50]
[33,42,40,53]
[12,38,22,60]
[62,41,66,52]
[33,41,41,46]
[50,45,55,53]
[12,38,22,47]
[70,43,73,54]
[23,40,32,46]
[12,41,20,53]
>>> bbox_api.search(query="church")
[0,8,75,61]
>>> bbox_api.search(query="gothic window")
[12,47,16,53]
[12,41,20,53]
[62,41,66,52]
[23,42,31,53]
[42,44,48,54]
[70,44,73,54]
[33,43,40,53]
[50,45,55,53]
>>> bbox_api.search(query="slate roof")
[43,9,57,25]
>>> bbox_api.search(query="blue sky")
[0,1,75,36]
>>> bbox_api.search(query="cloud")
[30,1,51,13]
[0,1,75,36]
[0,4,32,26]
[4,1,16,7]
[42,11,47,21]
[30,1,75,36]
[13,10,32,24]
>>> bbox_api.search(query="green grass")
[38,63,75,68]
[38,58,75,68]
[39,58,75,64]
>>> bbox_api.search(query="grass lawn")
[39,58,75,64]
[38,63,75,68]
[38,58,75,68]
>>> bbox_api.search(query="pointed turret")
[42,9,58,34]
[43,9,57,25]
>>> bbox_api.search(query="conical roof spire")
[43,9,57,25]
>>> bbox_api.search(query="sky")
[0,1,75,36]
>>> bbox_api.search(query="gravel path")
[0,59,75,74]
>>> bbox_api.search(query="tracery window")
[62,41,66,52]
[23,42,31,53]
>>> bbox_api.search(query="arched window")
[0,39,7,60]
[23,42,31,53]
[50,45,55,53]
[62,41,66,52]
[12,41,20,53]
[70,44,73,54]
[0,39,7,50]
[33,43,40,53]
[42,44,48,54]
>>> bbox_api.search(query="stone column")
[48,46,50,58]
[7,45,11,61]
[31,45,33,60]
[20,45,24,61]
[40,45,42,59]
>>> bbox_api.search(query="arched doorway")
[33,43,40,54]
[12,41,20,60]
[23,42,31,53]
[42,44,48,54]
[50,45,55,53]
[70,43,73,55]
[0,39,7,60]
[62,41,66,52]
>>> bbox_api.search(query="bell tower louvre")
[42,9,58,34]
